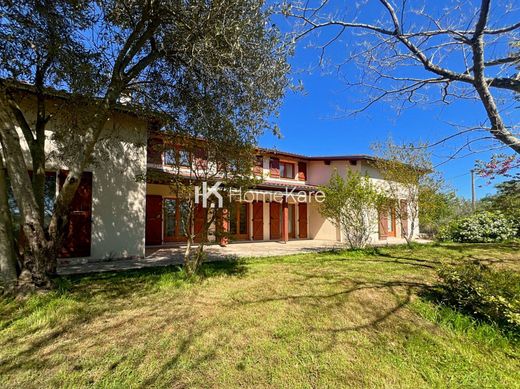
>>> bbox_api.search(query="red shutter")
[253,155,263,175]
[194,203,206,242]
[297,162,307,181]
[59,171,93,257]
[400,200,409,238]
[378,208,388,240]
[147,137,163,165]
[269,202,281,239]
[194,148,208,169]
[298,203,308,238]
[270,157,280,178]
[252,201,263,240]
[145,195,163,245]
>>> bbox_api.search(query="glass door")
[163,198,188,242]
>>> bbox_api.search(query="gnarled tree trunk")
[0,101,52,288]
[0,150,17,292]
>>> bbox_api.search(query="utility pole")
[471,169,476,211]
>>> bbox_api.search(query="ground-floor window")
[163,198,189,242]
[229,202,248,240]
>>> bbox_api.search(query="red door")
[270,202,281,240]
[252,201,263,240]
[59,171,93,258]
[146,195,163,245]
[298,203,308,239]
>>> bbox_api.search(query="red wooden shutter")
[297,162,307,181]
[270,202,281,239]
[147,137,163,165]
[400,200,409,238]
[270,157,280,178]
[378,208,388,240]
[253,155,263,175]
[252,201,263,240]
[59,171,93,257]
[298,203,308,238]
[145,195,163,245]
[194,148,208,169]
[194,203,206,242]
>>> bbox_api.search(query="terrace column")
[282,199,289,243]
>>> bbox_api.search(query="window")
[387,209,394,232]
[7,172,57,232]
[163,148,190,167]
[164,198,177,237]
[280,162,294,179]
[163,199,190,241]
[229,202,248,238]
[179,150,190,166]
[164,148,176,165]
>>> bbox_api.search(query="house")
[3,85,419,263]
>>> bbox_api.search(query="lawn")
[1,242,519,388]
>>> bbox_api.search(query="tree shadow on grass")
[0,257,247,379]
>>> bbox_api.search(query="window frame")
[279,161,295,179]
[163,147,191,167]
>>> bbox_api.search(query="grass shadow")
[0,256,248,377]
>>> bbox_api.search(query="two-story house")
[3,84,418,263]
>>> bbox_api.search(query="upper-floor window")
[178,149,190,166]
[164,148,190,167]
[280,162,294,179]
[164,148,175,165]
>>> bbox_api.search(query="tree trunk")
[30,141,46,225]
[471,0,520,155]
[0,151,18,291]
[0,93,51,287]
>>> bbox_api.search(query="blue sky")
[260,1,520,199]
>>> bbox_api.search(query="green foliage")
[418,185,456,237]
[481,180,520,236]
[436,262,520,335]
[370,140,433,244]
[319,170,383,249]
[438,211,516,243]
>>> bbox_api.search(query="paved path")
[58,238,427,275]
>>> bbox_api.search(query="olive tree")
[0,0,289,290]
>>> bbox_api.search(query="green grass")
[1,242,519,388]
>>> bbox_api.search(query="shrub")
[437,211,516,243]
[436,262,520,334]
[319,170,383,249]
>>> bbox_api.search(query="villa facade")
[7,89,419,262]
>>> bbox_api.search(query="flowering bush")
[437,262,520,334]
[437,211,516,243]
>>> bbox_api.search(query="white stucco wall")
[308,200,340,241]
[8,98,148,260]
[89,115,147,259]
